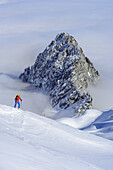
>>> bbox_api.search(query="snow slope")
[0,105,113,170]
[83,109,113,140]
[58,109,102,129]
[59,109,113,141]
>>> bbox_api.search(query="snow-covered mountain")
[0,104,113,170]
[20,33,99,114]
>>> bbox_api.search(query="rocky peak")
[20,33,99,114]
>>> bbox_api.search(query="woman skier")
[14,94,22,109]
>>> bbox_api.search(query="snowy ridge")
[58,109,102,129]
[58,109,113,141]
[0,104,113,170]
[83,109,113,140]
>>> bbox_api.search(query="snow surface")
[58,109,102,129]
[83,109,113,141]
[0,104,113,170]
[58,109,113,141]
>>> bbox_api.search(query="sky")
[0,0,113,110]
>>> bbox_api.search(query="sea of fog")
[0,0,113,111]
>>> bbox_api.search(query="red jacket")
[15,96,22,102]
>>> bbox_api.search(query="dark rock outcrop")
[20,33,99,114]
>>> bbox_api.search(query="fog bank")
[0,0,113,111]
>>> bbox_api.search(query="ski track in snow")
[0,105,113,169]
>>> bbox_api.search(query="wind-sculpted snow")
[58,109,102,129]
[20,33,99,114]
[83,109,113,140]
[59,109,113,141]
[0,104,113,170]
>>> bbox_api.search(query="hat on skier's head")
[17,94,20,96]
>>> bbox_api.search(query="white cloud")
[0,0,24,4]
[0,0,8,4]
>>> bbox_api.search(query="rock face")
[20,33,99,114]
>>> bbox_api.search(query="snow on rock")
[20,33,99,115]
[0,104,113,170]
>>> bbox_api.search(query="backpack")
[15,96,19,102]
